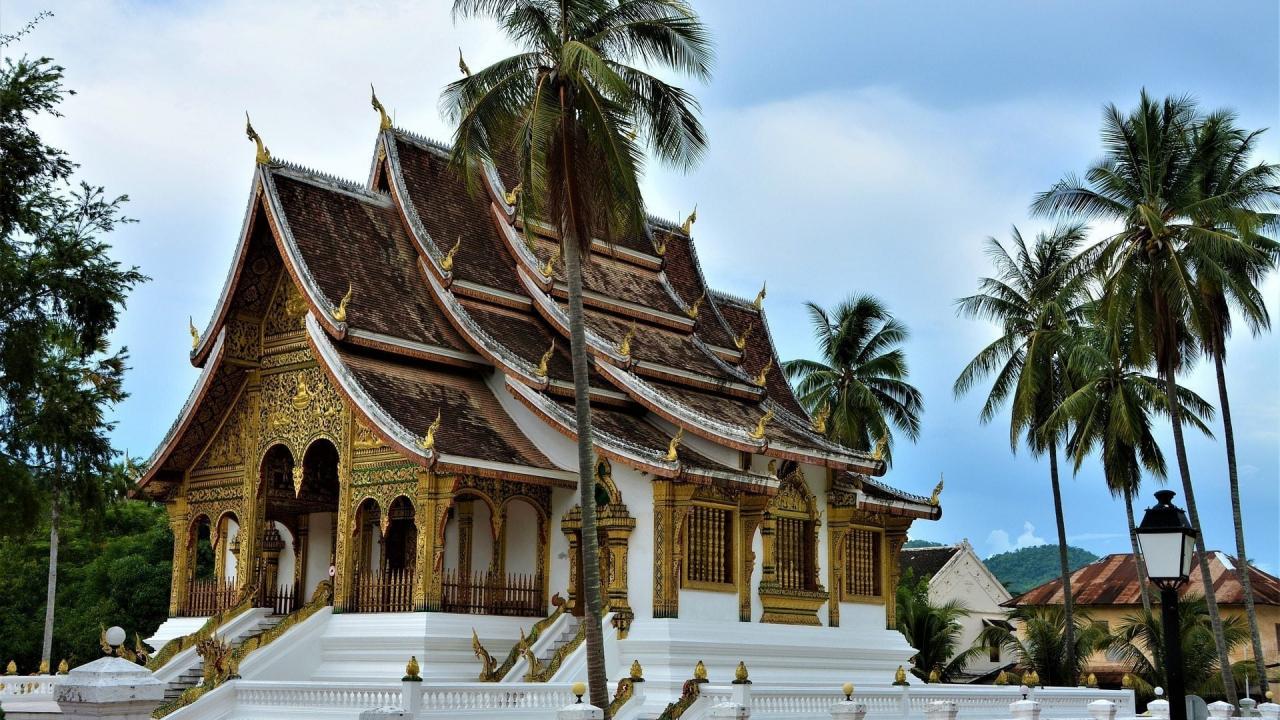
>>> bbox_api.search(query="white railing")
[202,680,577,719]
[0,674,56,700]
[417,682,577,714]
[235,681,401,710]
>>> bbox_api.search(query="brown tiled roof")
[716,298,810,418]
[1009,552,1280,608]
[332,342,558,473]
[574,306,736,381]
[527,235,685,317]
[270,170,469,353]
[900,546,961,581]
[659,232,738,349]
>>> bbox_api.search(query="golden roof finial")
[617,321,636,357]
[753,357,773,387]
[734,323,754,351]
[189,316,200,349]
[929,474,943,506]
[405,655,421,680]
[894,665,908,685]
[504,182,522,207]
[333,283,353,323]
[652,233,667,257]
[685,293,704,319]
[441,237,462,273]
[872,433,888,461]
[535,340,555,378]
[245,112,270,165]
[752,282,767,311]
[1121,673,1133,689]
[370,84,391,131]
[680,205,697,235]
[693,660,708,681]
[629,659,644,681]
[458,47,471,76]
[1025,668,1040,687]
[812,404,830,435]
[748,408,774,441]
[665,427,683,463]
[735,661,750,683]
[419,411,442,452]
[540,245,561,279]
[995,670,1009,686]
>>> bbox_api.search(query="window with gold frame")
[683,501,736,591]
[841,526,883,600]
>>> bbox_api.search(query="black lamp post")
[1135,490,1197,720]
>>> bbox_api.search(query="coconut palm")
[1047,305,1216,615]
[1100,594,1250,699]
[441,0,712,708]
[896,571,986,682]
[1032,92,1279,703]
[783,295,922,466]
[978,605,1109,687]
[1187,112,1280,692]
[954,224,1091,683]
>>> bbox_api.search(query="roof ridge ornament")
[535,339,555,378]
[332,283,353,323]
[441,237,462,273]
[734,323,754,351]
[652,232,668,257]
[458,47,471,77]
[245,113,271,165]
[748,408,774,441]
[872,433,887,461]
[685,292,704,320]
[370,84,392,131]
[188,316,200,349]
[929,474,943,505]
[665,427,683,463]
[753,282,767,311]
[504,182,522,207]
[617,321,636,358]
[680,205,697,235]
[540,245,560,279]
[811,404,829,434]
[753,357,772,387]
[419,411,442,452]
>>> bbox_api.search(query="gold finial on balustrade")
[38,659,49,675]
[57,659,68,675]
[734,661,750,684]
[572,681,586,702]
[928,666,941,684]
[5,660,16,675]
[693,660,708,682]
[1086,672,1098,688]
[842,682,855,701]
[404,655,422,681]
[630,660,644,681]
[893,665,908,686]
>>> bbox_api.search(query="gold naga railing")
[151,581,333,719]
[350,567,414,613]
[148,584,257,671]
[523,620,585,682]
[475,599,566,682]
[657,677,705,720]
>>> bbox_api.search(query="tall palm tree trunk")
[1162,360,1238,706]
[41,458,61,670]
[1124,492,1154,616]
[1048,443,1077,685]
[1213,351,1268,693]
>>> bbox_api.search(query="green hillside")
[985,544,1100,595]
[903,539,944,548]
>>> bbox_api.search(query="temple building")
[135,104,943,701]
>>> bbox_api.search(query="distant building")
[1007,552,1280,683]
[900,540,1013,680]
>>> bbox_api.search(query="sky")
[4,0,1277,572]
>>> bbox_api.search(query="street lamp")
[1135,490,1197,720]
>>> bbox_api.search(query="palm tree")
[978,605,1109,687]
[1100,595,1250,699]
[442,0,712,708]
[954,224,1091,683]
[1187,112,1280,693]
[1032,92,1279,704]
[896,571,986,682]
[783,295,922,466]
[1047,305,1216,615]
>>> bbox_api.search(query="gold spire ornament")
[753,357,773,387]
[458,47,471,76]
[332,283,353,323]
[1086,672,1098,688]
[617,321,636,357]
[748,408,774,441]
[734,661,750,684]
[189,316,200,349]
[441,237,462,273]
[629,659,644,681]
[680,205,697,235]
[419,411,442,452]
[752,282,767,311]
[404,655,422,681]
[57,659,68,674]
[38,659,48,675]
[812,404,830,434]
[504,182,522,207]
[1121,673,1133,689]
[685,293,704,319]
[734,324,754,351]
[5,660,15,675]
[535,340,555,378]
[652,233,667,257]
[929,475,944,506]
[370,85,392,131]
[872,433,888,461]
[893,665,908,686]
[928,666,941,684]
[540,246,560,279]
[693,660,708,682]
[665,427,683,463]
[245,113,271,165]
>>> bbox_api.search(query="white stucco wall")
[304,511,334,593]
[505,499,540,576]
[223,519,240,583]
[275,520,295,592]
[925,541,1013,676]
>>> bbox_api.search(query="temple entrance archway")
[256,439,340,613]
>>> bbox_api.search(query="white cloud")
[986,521,1047,555]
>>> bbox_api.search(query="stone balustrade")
[0,674,57,700]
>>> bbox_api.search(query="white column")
[1010,699,1041,720]
[558,702,604,720]
[1088,699,1118,720]
[1208,701,1235,720]
[1148,699,1171,720]
[54,656,166,720]
[1256,701,1279,720]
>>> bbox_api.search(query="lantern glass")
[1135,490,1196,587]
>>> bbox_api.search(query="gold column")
[332,459,356,612]
[826,520,850,628]
[884,525,908,629]
[651,480,695,619]
[237,381,263,592]
[599,504,636,635]
[166,497,191,616]
[415,471,454,611]
[738,496,768,622]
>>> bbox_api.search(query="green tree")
[895,570,985,682]
[441,0,712,708]
[1100,595,1250,699]
[1032,92,1278,704]
[978,605,1109,687]
[1185,112,1279,693]
[783,295,923,466]
[954,225,1091,682]
[1,28,145,669]
[985,545,1098,596]
[1048,305,1215,615]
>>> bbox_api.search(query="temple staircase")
[524,615,581,679]
[161,613,283,702]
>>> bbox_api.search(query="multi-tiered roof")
[136,117,938,520]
